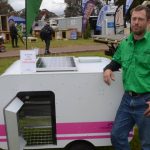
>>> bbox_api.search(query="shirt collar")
[128,31,149,43]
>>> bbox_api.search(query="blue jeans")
[111,92,150,150]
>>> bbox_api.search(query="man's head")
[130,5,150,36]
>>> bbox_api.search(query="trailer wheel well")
[65,140,96,150]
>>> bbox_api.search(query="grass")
[0,57,18,74]
[0,38,141,150]
[5,38,101,51]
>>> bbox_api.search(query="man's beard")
[131,27,146,36]
[134,30,145,35]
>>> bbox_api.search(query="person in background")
[0,36,5,52]
[103,5,150,150]
[9,20,18,48]
[40,21,54,55]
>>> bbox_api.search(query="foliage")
[0,1,57,20]
[0,1,13,15]
[130,128,141,149]
[93,0,103,16]
[83,21,91,39]
[36,9,58,20]
[64,0,103,17]
[64,0,145,18]
[64,0,82,17]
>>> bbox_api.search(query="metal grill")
[19,117,53,146]
[17,91,56,146]
[36,56,77,71]
[23,126,53,145]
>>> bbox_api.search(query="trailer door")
[4,97,26,150]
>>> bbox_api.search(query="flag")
[114,5,124,34]
[82,0,95,32]
[96,5,109,31]
[82,0,89,12]
[125,0,133,14]
[26,0,42,36]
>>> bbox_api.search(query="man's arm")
[104,60,121,72]
[103,60,121,85]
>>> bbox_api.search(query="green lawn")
[0,38,141,150]
[5,38,101,51]
[0,57,18,74]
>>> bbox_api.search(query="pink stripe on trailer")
[0,125,6,136]
[56,121,113,134]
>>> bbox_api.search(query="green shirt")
[112,32,150,93]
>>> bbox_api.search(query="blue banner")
[96,5,109,31]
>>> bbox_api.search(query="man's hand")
[144,101,150,117]
[103,69,115,85]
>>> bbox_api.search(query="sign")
[70,31,77,40]
[107,22,114,28]
[82,0,95,32]
[20,50,36,73]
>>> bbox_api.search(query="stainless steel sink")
[36,56,77,72]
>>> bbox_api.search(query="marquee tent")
[8,16,25,24]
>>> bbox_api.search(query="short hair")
[131,5,150,20]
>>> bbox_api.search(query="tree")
[0,1,14,15]
[0,0,8,2]
[64,0,103,17]
[64,0,82,17]
[83,21,91,39]
[37,9,58,20]
[92,0,103,16]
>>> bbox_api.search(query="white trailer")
[0,56,133,150]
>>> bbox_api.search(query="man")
[9,21,18,48]
[40,21,54,55]
[0,36,5,52]
[103,5,150,150]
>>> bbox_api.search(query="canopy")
[8,16,25,24]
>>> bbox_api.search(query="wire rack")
[23,126,53,145]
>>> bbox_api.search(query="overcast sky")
[8,0,66,15]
